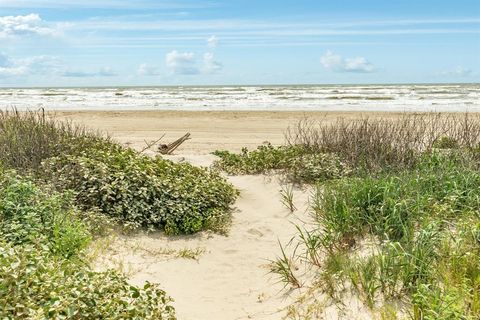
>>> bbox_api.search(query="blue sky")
[0,0,479,86]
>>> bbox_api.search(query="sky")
[0,0,479,87]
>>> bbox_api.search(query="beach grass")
[217,113,480,318]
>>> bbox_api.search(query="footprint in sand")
[247,228,264,237]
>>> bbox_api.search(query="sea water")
[0,84,478,112]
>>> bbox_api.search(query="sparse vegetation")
[280,184,297,212]
[285,113,480,173]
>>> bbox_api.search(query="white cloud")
[165,50,199,75]
[0,13,58,38]
[98,67,116,76]
[202,52,222,74]
[321,50,375,73]
[320,51,343,70]
[207,35,218,48]
[439,66,473,77]
[137,63,160,76]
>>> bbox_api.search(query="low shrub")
[213,143,350,183]
[0,170,176,319]
[42,147,238,234]
[0,110,238,235]
[0,170,90,258]
[286,153,351,183]
[0,243,175,319]
[212,143,298,175]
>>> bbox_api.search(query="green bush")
[0,171,176,319]
[213,143,349,183]
[0,243,175,319]
[286,153,351,183]
[0,170,90,258]
[212,143,298,175]
[0,110,238,235]
[42,147,238,234]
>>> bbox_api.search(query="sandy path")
[97,173,312,319]
[70,111,381,319]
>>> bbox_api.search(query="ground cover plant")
[0,169,175,319]
[0,109,238,234]
[213,143,350,183]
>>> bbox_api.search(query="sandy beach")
[56,110,391,319]
[56,110,406,154]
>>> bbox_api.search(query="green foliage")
[432,136,460,149]
[0,243,175,319]
[270,241,301,289]
[287,153,351,183]
[412,284,467,320]
[0,110,238,235]
[280,184,296,212]
[0,171,176,319]
[213,143,298,175]
[313,151,480,245]
[213,143,350,183]
[0,170,90,259]
[42,147,238,234]
[290,151,480,317]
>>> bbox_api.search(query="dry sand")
[61,111,388,319]
[55,110,404,153]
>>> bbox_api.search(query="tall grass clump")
[0,109,110,171]
[286,113,480,173]
[0,169,175,319]
[0,110,238,234]
[299,151,480,317]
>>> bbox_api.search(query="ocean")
[0,84,479,112]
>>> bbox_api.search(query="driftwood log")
[158,133,191,155]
